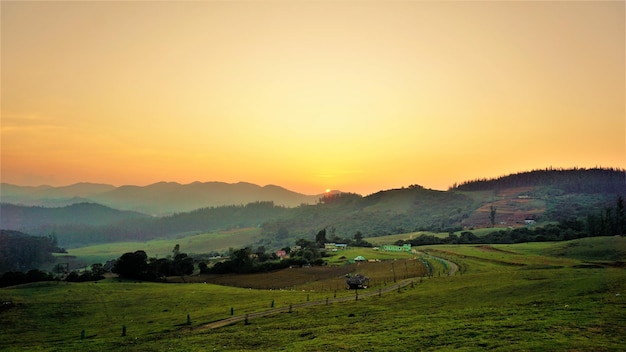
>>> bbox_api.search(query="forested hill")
[0,203,149,229]
[1,168,623,249]
[0,230,60,272]
[452,168,625,193]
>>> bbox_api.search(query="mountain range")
[1,168,624,249]
[0,181,322,215]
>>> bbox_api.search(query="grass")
[2,236,625,351]
[324,247,414,264]
[367,227,540,246]
[61,228,262,267]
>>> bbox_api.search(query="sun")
[325,189,331,193]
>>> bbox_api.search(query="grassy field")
[2,236,625,351]
[61,228,262,267]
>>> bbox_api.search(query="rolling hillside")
[1,168,624,249]
[0,203,149,229]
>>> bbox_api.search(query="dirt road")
[194,253,459,330]
[194,277,417,331]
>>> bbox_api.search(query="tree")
[354,231,363,242]
[489,205,497,227]
[616,196,625,235]
[90,263,105,276]
[172,253,194,275]
[459,231,478,244]
[315,229,327,248]
[277,226,289,239]
[112,250,148,279]
[172,244,180,258]
[231,247,254,272]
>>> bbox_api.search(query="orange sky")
[1,1,624,195]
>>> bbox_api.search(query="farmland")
[1,236,624,351]
[60,228,263,267]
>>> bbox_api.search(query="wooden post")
[122,325,126,337]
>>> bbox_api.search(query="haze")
[1,1,624,195]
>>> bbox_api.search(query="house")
[354,255,366,262]
[381,244,412,252]
[324,243,348,251]
[275,250,287,258]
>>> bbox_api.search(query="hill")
[0,230,60,272]
[0,203,149,229]
[453,167,625,193]
[91,181,320,214]
[1,181,321,215]
[1,168,623,249]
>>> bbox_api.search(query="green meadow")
[2,236,625,351]
[62,228,262,265]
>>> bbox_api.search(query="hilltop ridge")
[1,181,322,214]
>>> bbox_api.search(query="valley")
[0,237,624,351]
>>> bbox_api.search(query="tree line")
[452,167,625,194]
[0,230,63,272]
[111,245,194,281]
[397,196,625,247]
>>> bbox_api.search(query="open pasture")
[63,228,262,267]
[1,237,624,351]
[324,247,415,264]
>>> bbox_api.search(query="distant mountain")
[91,182,320,214]
[1,181,322,215]
[2,168,623,249]
[0,182,115,207]
[0,203,149,230]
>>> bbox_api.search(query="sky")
[1,1,624,196]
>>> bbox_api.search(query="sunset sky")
[1,1,624,195]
